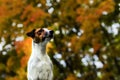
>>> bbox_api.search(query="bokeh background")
[0,0,120,80]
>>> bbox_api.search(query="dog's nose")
[49,30,54,35]
[49,30,54,38]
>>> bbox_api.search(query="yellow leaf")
[66,74,77,80]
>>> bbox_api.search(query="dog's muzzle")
[48,30,54,38]
[45,30,54,38]
[41,30,54,42]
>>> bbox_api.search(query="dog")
[26,28,54,80]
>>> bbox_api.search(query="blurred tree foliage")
[0,0,120,80]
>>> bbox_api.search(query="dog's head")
[26,28,54,43]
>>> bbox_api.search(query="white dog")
[26,28,53,80]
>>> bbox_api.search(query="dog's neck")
[31,41,47,58]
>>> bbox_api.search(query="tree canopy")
[0,0,120,80]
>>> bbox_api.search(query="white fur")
[27,39,53,80]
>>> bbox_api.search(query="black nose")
[50,30,54,35]
[49,30,54,38]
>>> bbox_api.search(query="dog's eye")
[38,29,44,32]
[37,29,44,35]
[37,32,41,35]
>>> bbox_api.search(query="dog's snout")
[49,30,54,38]
[50,30,54,34]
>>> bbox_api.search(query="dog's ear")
[26,29,36,38]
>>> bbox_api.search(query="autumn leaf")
[15,37,32,56]
[66,74,77,80]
